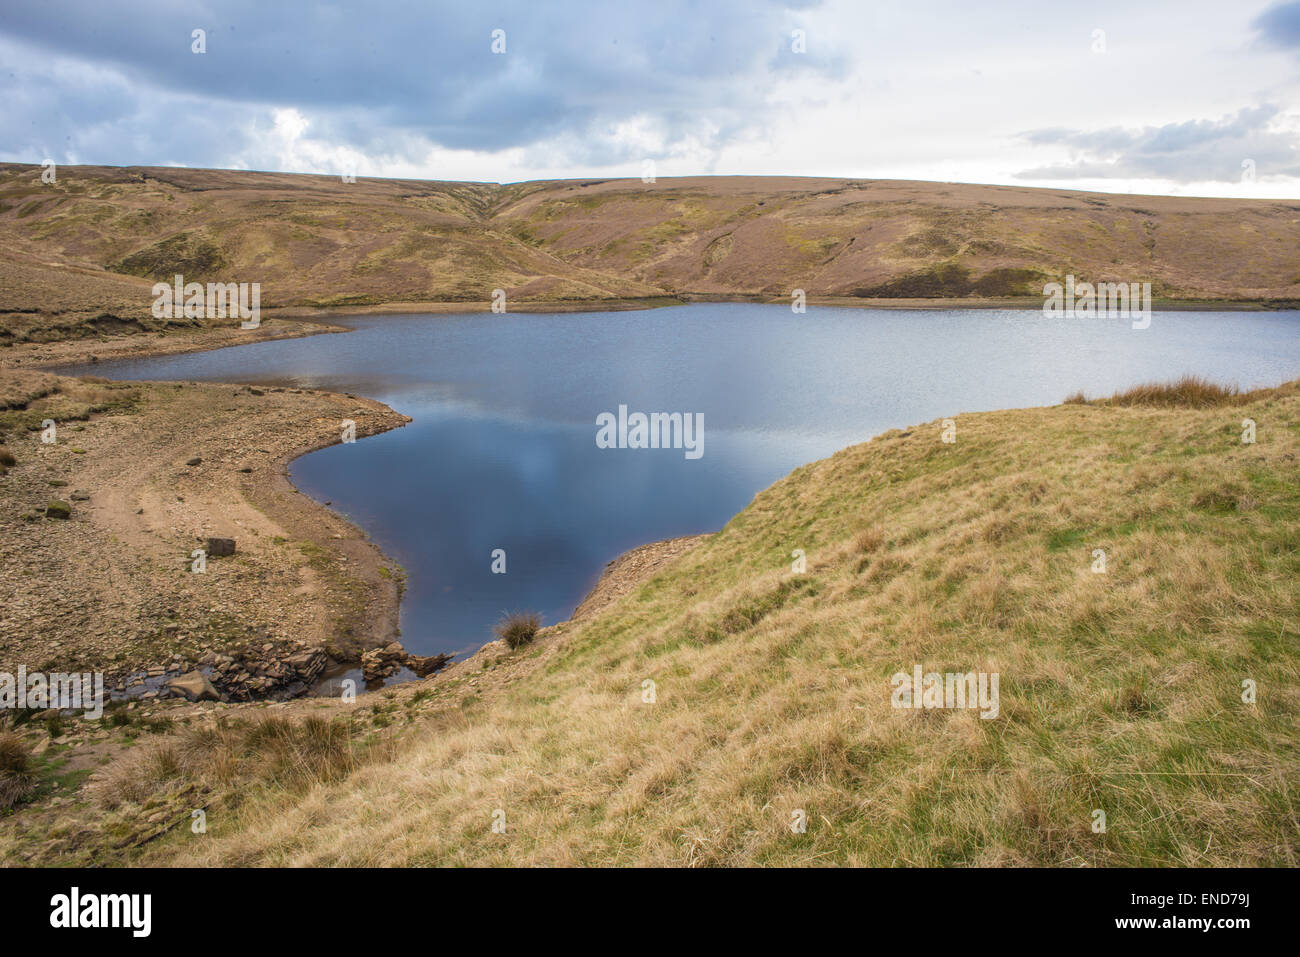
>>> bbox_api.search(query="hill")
[3,165,1299,345]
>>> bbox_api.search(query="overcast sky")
[2,0,1299,196]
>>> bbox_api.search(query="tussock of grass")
[855,525,885,554]
[0,733,36,810]
[94,714,361,811]
[495,611,542,650]
[1071,375,1244,408]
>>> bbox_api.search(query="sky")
[2,0,1299,197]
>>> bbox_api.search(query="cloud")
[1015,106,1300,182]
[0,0,842,172]
[1253,1,1300,51]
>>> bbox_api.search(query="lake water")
[69,304,1300,657]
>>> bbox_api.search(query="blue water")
[64,304,1300,657]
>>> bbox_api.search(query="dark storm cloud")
[1015,106,1300,182]
[0,0,837,166]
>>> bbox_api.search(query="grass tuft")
[495,611,542,650]
[1099,375,1241,408]
[0,733,36,810]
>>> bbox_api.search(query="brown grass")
[1094,375,1241,408]
[495,611,542,650]
[0,732,35,810]
[855,525,885,554]
[94,714,360,811]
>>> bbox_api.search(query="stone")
[70,489,90,501]
[186,457,202,466]
[407,653,454,678]
[45,500,71,519]
[206,537,235,557]
[165,670,219,702]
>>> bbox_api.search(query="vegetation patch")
[113,231,228,282]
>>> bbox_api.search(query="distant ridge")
[2,164,1298,342]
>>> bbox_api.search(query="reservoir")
[74,303,1300,658]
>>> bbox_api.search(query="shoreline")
[6,290,1296,387]
[7,293,1298,372]
[0,306,707,704]
[0,367,415,703]
[5,294,1297,703]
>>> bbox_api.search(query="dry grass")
[855,525,885,554]
[494,611,542,650]
[1073,375,1245,409]
[93,714,362,812]
[0,732,35,810]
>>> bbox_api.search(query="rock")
[166,671,219,702]
[407,653,454,678]
[70,489,90,501]
[205,537,235,557]
[45,500,71,520]
[361,648,398,682]
[284,649,327,682]
[186,457,202,466]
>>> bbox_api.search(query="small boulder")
[407,653,454,678]
[186,456,202,466]
[166,670,219,702]
[206,537,236,557]
[45,500,71,520]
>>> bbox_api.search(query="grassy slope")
[46,381,1287,868]
[3,165,1299,345]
